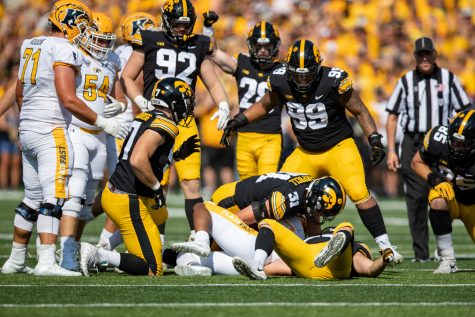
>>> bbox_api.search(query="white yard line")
[0,283,474,288]
[1,302,474,308]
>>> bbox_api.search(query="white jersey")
[113,44,134,126]
[71,51,121,130]
[18,36,84,133]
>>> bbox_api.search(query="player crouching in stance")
[78,77,199,276]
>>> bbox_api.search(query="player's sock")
[429,208,454,258]
[254,227,275,270]
[185,198,204,230]
[97,248,121,267]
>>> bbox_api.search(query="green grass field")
[0,193,474,317]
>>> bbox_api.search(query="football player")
[120,0,230,235]
[57,11,128,271]
[223,39,402,264]
[96,12,159,255]
[232,222,395,280]
[79,77,199,276]
[411,109,475,273]
[171,175,345,259]
[204,14,283,179]
[1,0,125,276]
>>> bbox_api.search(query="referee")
[385,37,471,262]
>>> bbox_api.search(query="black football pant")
[401,133,430,260]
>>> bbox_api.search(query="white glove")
[134,95,153,113]
[210,101,230,130]
[104,94,127,118]
[94,115,129,140]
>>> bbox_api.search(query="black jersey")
[140,30,212,99]
[110,111,178,197]
[419,125,475,205]
[234,53,282,134]
[219,172,314,220]
[268,65,354,152]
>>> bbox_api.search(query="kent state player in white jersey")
[1,0,125,277]
[58,12,128,271]
[97,12,159,253]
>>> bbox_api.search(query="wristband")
[151,181,161,191]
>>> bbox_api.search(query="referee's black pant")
[401,132,430,260]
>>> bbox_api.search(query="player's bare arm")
[130,129,165,187]
[242,90,277,122]
[208,49,237,75]
[54,65,98,125]
[120,50,145,101]
[0,80,16,116]
[386,113,400,171]
[411,151,432,181]
[343,91,379,137]
[200,58,228,105]
[352,252,387,278]
[14,79,23,111]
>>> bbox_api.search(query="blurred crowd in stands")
[0,0,473,197]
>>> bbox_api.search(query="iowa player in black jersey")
[223,39,402,264]
[232,222,395,280]
[120,0,229,235]
[171,173,346,258]
[412,109,475,274]
[78,78,198,276]
[205,15,283,179]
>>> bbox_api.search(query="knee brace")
[62,197,85,218]
[38,202,63,219]
[15,202,39,221]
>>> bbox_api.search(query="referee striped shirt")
[386,65,471,133]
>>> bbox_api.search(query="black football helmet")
[448,109,475,167]
[161,0,196,45]
[150,77,195,126]
[285,39,323,93]
[304,176,346,224]
[247,21,280,65]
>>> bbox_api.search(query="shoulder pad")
[269,191,287,220]
[149,115,178,139]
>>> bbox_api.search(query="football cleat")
[314,231,347,268]
[433,258,458,274]
[174,264,212,277]
[33,263,82,276]
[232,257,267,280]
[79,242,99,276]
[1,260,34,275]
[434,249,441,262]
[171,241,210,258]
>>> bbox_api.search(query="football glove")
[94,116,129,139]
[210,101,230,130]
[203,11,219,27]
[151,184,166,209]
[225,113,249,132]
[220,128,232,147]
[104,94,127,118]
[173,134,200,162]
[427,172,446,188]
[368,132,386,167]
[434,182,455,201]
[134,95,153,113]
[379,248,395,264]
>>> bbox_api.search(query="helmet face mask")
[150,78,195,127]
[84,12,116,60]
[247,21,280,65]
[448,109,475,166]
[285,39,322,93]
[161,0,196,45]
[304,177,346,224]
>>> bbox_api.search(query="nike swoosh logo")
[315,95,324,101]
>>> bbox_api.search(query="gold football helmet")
[83,12,117,60]
[48,0,93,44]
[121,12,158,46]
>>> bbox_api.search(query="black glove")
[203,11,219,27]
[368,132,386,167]
[151,185,166,209]
[427,172,446,188]
[173,135,200,162]
[220,113,249,147]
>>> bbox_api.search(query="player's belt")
[107,182,128,195]
[80,127,102,135]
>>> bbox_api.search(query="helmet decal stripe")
[457,109,475,135]
[299,40,305,69]
[261,21,266,39]
[182,0,187,17]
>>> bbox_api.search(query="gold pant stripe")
[52,127,68,199]
[206,201,257,236]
